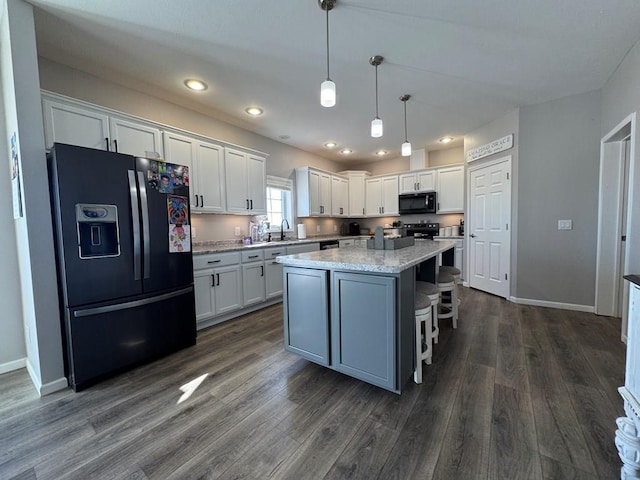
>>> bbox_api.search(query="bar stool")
[439,265,461,285]
[414,292,433,384]
[437,271,458,329]
[416,281,440,344]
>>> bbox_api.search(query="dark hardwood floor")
[0,287,625,479]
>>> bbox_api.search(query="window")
[265,176,293,232]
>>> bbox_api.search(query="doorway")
[595,113,635,341]
[466,155,512,299]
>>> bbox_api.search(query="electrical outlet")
[235,226,241,236]
[558,219,573,230]
[316,225,321,233]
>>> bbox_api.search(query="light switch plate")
[192,227,197,238]
[316,225,321,232]
[558,219,573,230]
[235,226,241,236]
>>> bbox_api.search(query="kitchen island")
[276,239,456,393]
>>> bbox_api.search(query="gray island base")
[276,239,457,394]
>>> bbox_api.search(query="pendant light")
[319,0,336,107]
[369,55,384,137]
[400,94,412,156]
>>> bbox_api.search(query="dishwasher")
[319,240,339,250]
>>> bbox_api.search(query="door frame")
[465,155,512,299]
[595,112,636,341]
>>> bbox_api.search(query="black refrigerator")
[48,143,196,391]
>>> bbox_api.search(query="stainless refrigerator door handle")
[73,287,194,318]
[128,170,141,281]
[137,171,151,279]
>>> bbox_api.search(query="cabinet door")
[331,176,348,216]
[455,246,464,280]
[265,259,283,299]
[417,170,437,192]
[331,272,396,390]
[398,173,417,194]
[109,117,163,157]
[319,172,332,216]
[242,262,266,306]
[308,170,322,216]
[213,265,243,315]
[348,175,366,217]
[198,142,226,213]
[194,269,215,324]
[247,154,266,214]
[437,165,464,213]
[283,267,329,366]
[365,178,382,216]
[42,98,110,151]
[224,148,249,214]
[381,175,399,215]
[163,131,198,208]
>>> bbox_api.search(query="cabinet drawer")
[241,250,265,263]
[193,252,241,270]
[264,246,286,259]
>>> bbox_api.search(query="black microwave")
[398,192,436,214]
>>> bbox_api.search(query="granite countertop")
[625,275,640,287]
[276,238,457,274]
[192,235,369,255]
[435,235,464,240]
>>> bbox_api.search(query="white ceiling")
[28,0,640,164]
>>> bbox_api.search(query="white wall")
[517,90,601,306]
[464,109,520,296]
[1,0,65,393]
[602,39,640,279]
[0,0,26,373]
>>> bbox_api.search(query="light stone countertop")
[192,235,368,255]
[276,238,457,274]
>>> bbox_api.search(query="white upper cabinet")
[43,94,163,157]
[42,97,111,151]
[225,148,266,215]
[108,116,163,158]
[345,172,367,217]
[296,167,332,217]
[331,175,349,217]
[164,131,226,213]
[365,175,399,216]
[436,164,464,213]
[247,154,267,214]
[398,169,437,193]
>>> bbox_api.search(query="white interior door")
[468,156,511,298]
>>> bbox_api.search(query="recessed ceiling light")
[245,107,263,116]
[324,142,337,148]
[184,79,208,91]
[340,148,353,155]
[375,150,387,156]
[439,136,454,144]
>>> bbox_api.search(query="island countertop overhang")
[275,239,457,274]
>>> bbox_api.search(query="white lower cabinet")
[264,246,286,299]
[242,250,266,306]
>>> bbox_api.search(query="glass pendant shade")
[371,117,383,137]
[321,79,336,107]
[401,141,412,157]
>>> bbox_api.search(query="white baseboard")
[26,359,68,396]
[509,296,595,313]
[0,357,26,375]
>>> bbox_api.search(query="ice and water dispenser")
[76,204,120,258]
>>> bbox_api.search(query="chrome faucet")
[280,219,290,241]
